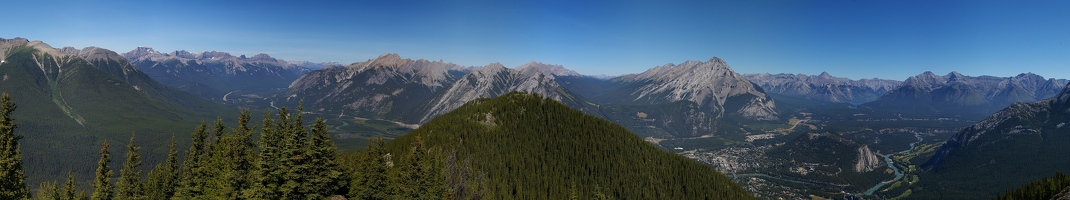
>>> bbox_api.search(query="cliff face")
[854,145,883,173]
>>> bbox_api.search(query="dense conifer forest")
[0,92,752,199]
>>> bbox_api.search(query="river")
[862,133,924,195]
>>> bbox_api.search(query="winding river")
[862,133,924,195]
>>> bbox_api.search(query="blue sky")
[4,0,1068,80]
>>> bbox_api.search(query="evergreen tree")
[206,110,254,199]
[115,135,143,200]
[34,181,59,200]
[0,93,29,199]
[304,117,347,198]
[350,137,392,200]
[144,136,177,200]
[174,122,209,198]
[279,106,310,199]
[395,134,444,200]
[62,172,77,200]
[91,141,113,200]
[247,111,282,199]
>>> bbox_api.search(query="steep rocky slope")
[914,82,1070,199]
[605,57,778,120]
[279,53,470,122]
[420,61,587,122]
[744,72,901,104]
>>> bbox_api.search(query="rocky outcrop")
[744,72,901,104]
[854,145,882,173]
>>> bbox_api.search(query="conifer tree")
[206,110,254,199]
[395,134,444,200]
[279,106,310,199]
[350,137,392,200]
[34,181,59,200]
[91,141,113,200]
[62,172,77,200]
[174,123,209,198]
[115,135,143,200]
[247,111,281,199]
[0,93,28,199]
[144,136,178,200]
[304,117,346,198]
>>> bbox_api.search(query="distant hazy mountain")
[279,53,470,122]
[122,46,315,101]
[913,82,1070,199]
[385,92,754,199]
[744,72,901,104]
[0,37,226,185]
[863,71,1069,119]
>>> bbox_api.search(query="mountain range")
[277,54,779,138]
[863,71,1068,119]
[0,37,228,184]
[122,46,331,102]
[912,82,1070,199]
[744,72,902,104]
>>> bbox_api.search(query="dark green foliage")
[995,173,1070,200]
[61,172,77,200]
[144,137,177,200]
[0,93,29,199]
[34,180,59,200]
[304,117,347,198]
[393,135,445,200]
[173,123,209,198]
[114,136,143,200]
[0,44,230,190]
[349,138,394,200]
[204,111,254,199]
[248,111,283,199]
[384,92,754,199]
[91,141,112,200]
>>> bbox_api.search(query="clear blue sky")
[4,0,1068,80]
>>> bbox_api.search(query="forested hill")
[384,92,753,199]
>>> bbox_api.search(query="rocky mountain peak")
[627,57,777,120]
[75,46,127,62]
[249,53,277,62]
[516,61,580,77]
[122,46,162,60]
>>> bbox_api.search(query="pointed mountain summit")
[605,57,777,120]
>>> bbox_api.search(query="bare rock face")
[421,62,583,122]
[281,53,470,121]
[854,145,883,173]
[1052,186,1070,200]
[866,71,1069,117]
[617,57,778,121]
